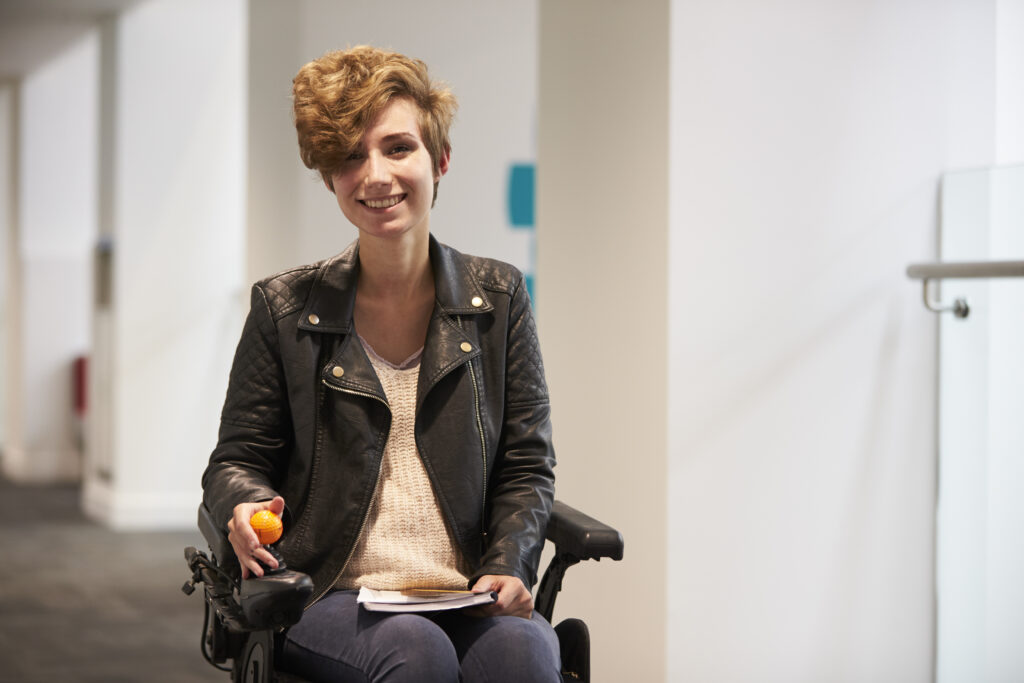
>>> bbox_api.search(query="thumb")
[471,576,496,593]
[268,496,285,516]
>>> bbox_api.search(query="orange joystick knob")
[250,510,283,545]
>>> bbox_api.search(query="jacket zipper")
[466,359,489,551]
[306,379,389,610]
[458,318,489,552]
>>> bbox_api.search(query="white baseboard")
[2,445,82,483]
[83,477,200,530]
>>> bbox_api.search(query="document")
[357,586,498,612]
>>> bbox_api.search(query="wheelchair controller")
[238,510,312,627]
[183,507,314,639]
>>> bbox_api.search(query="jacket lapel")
[296,242,384,401]
[417,238,490,411]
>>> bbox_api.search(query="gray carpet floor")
[0,476,227,682]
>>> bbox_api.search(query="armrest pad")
[545,500,624,561]
[198,503,237,567]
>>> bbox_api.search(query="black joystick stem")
[255,544,287,576]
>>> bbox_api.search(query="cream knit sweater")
[335,340,471,591]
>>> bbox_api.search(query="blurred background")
[1,0,1022,681]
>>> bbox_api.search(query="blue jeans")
[280,590,562,682]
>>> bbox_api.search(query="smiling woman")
[201,46,561,683]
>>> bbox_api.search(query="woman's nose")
[364,153,391,186]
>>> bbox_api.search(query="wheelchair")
[183,500,623,682]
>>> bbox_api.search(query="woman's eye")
[389,145,411,155]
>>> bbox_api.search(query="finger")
[253,545,279,568]
[498,586,532,618]
[229,535,261,578]
[516,595,535,618]
[243,555,263,578]
[228,524,261,556]
[240,546,278,578]
[233,542,259,578]
[235,513,266,550]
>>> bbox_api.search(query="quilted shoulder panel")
[463,254,520,298]
[257,264,320,321]
[453,252,548,407]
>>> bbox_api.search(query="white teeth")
[364,195,403,209]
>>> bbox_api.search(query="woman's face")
[329,97,448,242]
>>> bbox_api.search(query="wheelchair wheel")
[554,617,590,682]
[234,631,272,683]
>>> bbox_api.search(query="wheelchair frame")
[184,500,623,682]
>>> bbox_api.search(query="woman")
[202,46,560,682]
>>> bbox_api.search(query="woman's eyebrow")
[378,132,418,143]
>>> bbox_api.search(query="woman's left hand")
[468,575,534,619]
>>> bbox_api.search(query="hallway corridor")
[0,476,225,682]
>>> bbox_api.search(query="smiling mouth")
[360,194,406,209]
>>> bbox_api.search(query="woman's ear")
[436,147,451,180]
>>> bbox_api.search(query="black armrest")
[545,500,624,562]
[536,500,623,623]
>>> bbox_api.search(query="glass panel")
[937,164,1024,682]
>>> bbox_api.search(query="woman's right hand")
[227,496,286,578]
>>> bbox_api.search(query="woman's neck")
[353,230,436,365]
[356,230,432,300]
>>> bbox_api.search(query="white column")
[82,0,247,528]
[0,85,14,453]
[537,3,670,681]
[246,0,302,286]
[3,32,98,483]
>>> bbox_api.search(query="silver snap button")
[308,314,320,325]
[332,366,344,378]
[471,296,483,308]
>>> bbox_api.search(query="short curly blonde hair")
[292,46,457,199]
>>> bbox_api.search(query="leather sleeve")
[201,283,291,529]
[474,275,556,588]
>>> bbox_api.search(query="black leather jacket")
[202,236,556,605]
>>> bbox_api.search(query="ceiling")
[0,0,140,81]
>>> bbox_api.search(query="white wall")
[537,0,1005,680]
[247,0,537,283]
[667,0,996,680]
[3,32,98,482]
[82,0,247,528]
[995,0,1024,165]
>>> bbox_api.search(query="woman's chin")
[355,220,430,243]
